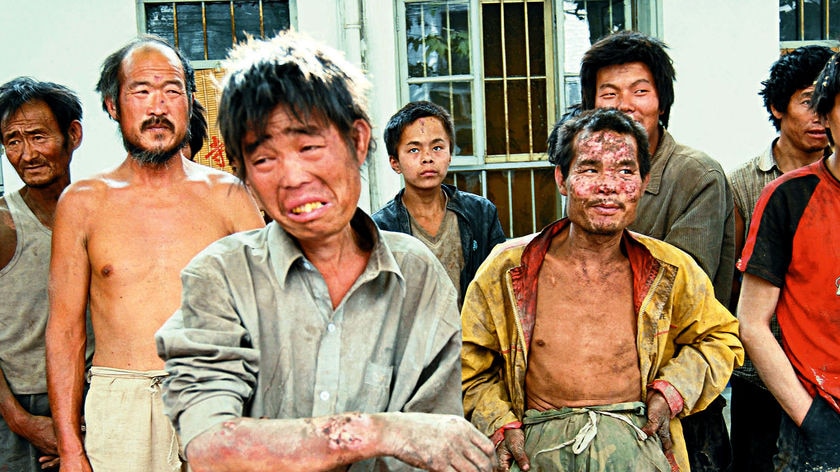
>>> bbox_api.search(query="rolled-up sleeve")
[155,260,260,450]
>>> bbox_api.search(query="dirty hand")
[642,391,673,453]
[497,428,529,471]
[383,413,497,471]
[17,414,58,456]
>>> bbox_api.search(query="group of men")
[0,23,836,472]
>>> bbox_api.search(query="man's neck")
[551,223,626,268]
[648,125,662,157]
[773,135,824,173]
[124,152,188,185]
[401,185,446,219]
[19,179,69,229]
[298,223,372,310]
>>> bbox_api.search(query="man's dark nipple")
[101,264,114,277]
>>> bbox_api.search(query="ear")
[67,120,83,152]
[389,155,402,174]
[351,119,371,167]
[770,104,784,120]
[105,96,119,121]
[554,166,568,197]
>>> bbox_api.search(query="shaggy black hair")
[760,45,833,131]
[547,107,650,181]
[218,31,374,180]
[383,101,455,159]
[580,30,675,128]
[0,76,82,145]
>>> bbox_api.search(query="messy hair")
[547,107,651,180]
[580,30,675,128]
[761,45,833,131]
[383,101,455,159]
[218,31,374,180]
[0,76,82,145]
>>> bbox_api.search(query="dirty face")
[557,129,646,236]
[594,62,662,153]
[389,116,452,192]
[1,100,79,188]
[776,85,828,154]
[110,43,191,165]
[241,105,370,246]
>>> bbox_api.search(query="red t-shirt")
[739,157,840,413]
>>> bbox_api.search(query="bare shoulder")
[57,171,120,213]
[183,160,264,230]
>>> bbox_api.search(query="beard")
[122,116,191,166]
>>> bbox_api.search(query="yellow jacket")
[461,219,744,471]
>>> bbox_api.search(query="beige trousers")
[84,367,185,472]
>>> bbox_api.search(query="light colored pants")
[84,367,185,472]
[515,402,672,472]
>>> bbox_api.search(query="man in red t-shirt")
[738,53,840,471]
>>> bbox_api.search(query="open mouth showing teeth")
[291,202,325,214]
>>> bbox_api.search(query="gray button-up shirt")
[156,210,463,470]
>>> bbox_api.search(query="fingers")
[505,429,530,471]
[656,422,673,452]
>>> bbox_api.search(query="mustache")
[588,199,626,209]
[141,116,175,132]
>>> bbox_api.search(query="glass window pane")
[484,80,506,155]
[446,170,482,196]
[780,0,798,41]
[482,3,503,78]
[528,1,546,76]
[263,0,291,37]
[206,2,234,60]
[504,3,527,77]
[564,1,592,74]
[534,167,562,229]
[832,0,840,39]
[486,170,511,237]
[409,81,474,156]
[176,3,206,61]
[511,170,534,236]
[804,1,824,40]
[507,79,530,154]
[406,2,471,78]
[145,3,176,46]
[532,79,548,154]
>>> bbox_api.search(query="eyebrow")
[244,124,323,155]
[404,137,448,146]
[598,78,652,90]
[126,78,185,89]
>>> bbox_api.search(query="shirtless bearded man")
[45,37,265,472]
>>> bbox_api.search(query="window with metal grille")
[138,0,292,172]
[780,0,840,46]
[401,0,653,237]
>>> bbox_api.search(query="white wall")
[0,0,138,194]
[663,0,779,172]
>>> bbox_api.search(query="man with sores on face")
[155,31,497,472]
[461,108,743,472]
[372,101,506,307]
[579,30,737,471]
